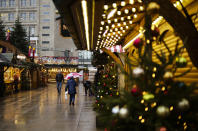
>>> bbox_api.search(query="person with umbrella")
[65,76,77,105]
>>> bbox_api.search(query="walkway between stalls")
[0,83,99,131]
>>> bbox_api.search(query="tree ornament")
[163,71,173,79]
[105,75,108,78]
[119,107,128,118]
[156,105,170,117]
[98,82,101,85]
[133,38,143,48]
[143,93,155,100]
[112,105,119,114]
[133,67,144,78]
[103,75,106,78]
[151,27,160,38]
[156,126,167,131]
[131,85,141,96]
[178,98,190,111]
[176,57,187,67]
[104,83,106,86]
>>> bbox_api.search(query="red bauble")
[151,27,160,38]
[105,75,108,78]
[104,83,106,86]
[164,91,168,95]
[131,85,141,96]
[133,38,142,48]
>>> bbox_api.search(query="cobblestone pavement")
[0,83,98,131]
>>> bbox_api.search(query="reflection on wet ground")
[0,83,97,131]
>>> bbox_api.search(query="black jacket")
[56,73,64,82]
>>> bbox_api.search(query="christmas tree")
[94,15,198,131]
[93,57,119,111]
[10,18,29,55]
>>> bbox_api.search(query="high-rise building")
[0,0,77,57]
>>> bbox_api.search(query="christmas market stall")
[35,56,78,82]
[0,40,45,96]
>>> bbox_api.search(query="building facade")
[0,0,93,66]
[0,0,75,57]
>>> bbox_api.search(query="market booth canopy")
[52,0,196,62]
[52,0,147,51]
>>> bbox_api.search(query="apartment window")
[0,0,6,7]
[29,12,35,20]
[42,49,49,51]
[8,13,14,21]
[20,13,26,20]
[42,26,50,29]
[21,0,26,7]
[9,0,15,7]
[29,26,35,36]
[42,19,50,22]
[43,12,49,15]
[42,5,50,7]
[0,13,7,21]
[42,41,49,44]
[42,34,50,36]
[30,0,36,6]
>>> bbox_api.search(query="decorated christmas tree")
[93,56,119,111]
[94,15,198,131]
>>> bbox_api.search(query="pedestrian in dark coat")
[65,77,77,105]
[13,74,19,93]
[56,71,64,94]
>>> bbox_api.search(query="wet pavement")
[0,83,98,131]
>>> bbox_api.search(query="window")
[42,5,50,7]
[42,19,50,22]
[43,12,49,15]
[20,13,26,20]
[0,13,7,21]
[0,0,6,7]
[30,0,36,6]
[42,26,50,29]
[29,26,35,36]
[42,34,50,36]
[42,41,49,44]
[29,12,35,20]
[8,13,14,21]
[9,0,15,7]
[21,0,26,7]
[42,49,49,51]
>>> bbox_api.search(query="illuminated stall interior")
[46,66,77,82]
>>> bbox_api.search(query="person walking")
[56,70,64,94]
[13,74,19,93]
[65,77,77,105]
[83,80,91,96]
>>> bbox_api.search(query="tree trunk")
[148,0,198,68]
